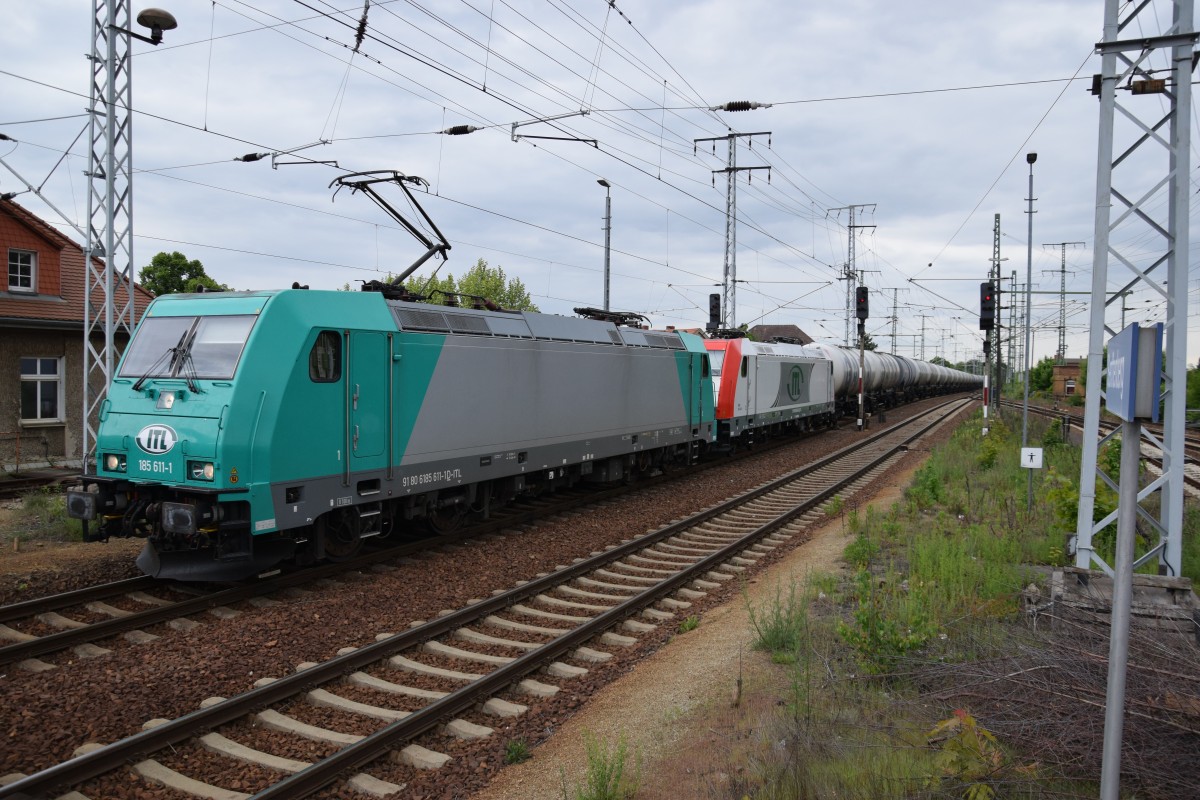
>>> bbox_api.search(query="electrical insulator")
[708,101,772,112]
[980,281,996,330]
[442,125,479,136]
[855,286,869,321]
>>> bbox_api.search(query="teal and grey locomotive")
[67,289,718,580]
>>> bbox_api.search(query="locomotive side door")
[348,331,388,463]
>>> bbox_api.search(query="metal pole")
[1022,154,1036,510]
[857,320,865,431]
[1099,417,1140,800]
[597,179,611,311]
[603,188,611,311]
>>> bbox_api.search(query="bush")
[746,581,807,656]
[836,569,935,674]
[843,532,878,568]
[560,732,640,800]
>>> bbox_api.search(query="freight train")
[67,288,980,581]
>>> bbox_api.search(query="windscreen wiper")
[169,325,201,393]
[133,327,192,392]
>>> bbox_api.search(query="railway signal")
[855,286,869,320]
[979,282,996,330]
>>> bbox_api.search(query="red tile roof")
[0,199,153,327]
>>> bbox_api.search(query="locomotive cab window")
[309,330,341,382]
[708,351,724,377]
[741,356,748,377]
[120,314,257,381]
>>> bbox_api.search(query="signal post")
[855,286,868,431]
[980,281,996,434]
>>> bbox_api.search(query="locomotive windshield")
[708,350,725,377]
[119,315,257,381]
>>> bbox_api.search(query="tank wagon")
[803,342,980,417]
[67,289,715,581]
[66,286,980,581]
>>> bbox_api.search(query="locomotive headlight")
[103,453,127,473]
[189,461,215,481]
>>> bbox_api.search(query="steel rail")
[0,398,967,800]
[0,576,156,624]
[0,399,897,665]
[250,398,968,800]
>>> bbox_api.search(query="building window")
[8,249,37,293]
[1065,380,1076,396]
[309,331,341,382]
[20,357,62,422]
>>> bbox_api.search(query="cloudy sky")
[2,0,1195,367]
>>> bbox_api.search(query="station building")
[1,199,152,470]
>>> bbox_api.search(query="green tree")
[1030,355,1056,392]
[1187,365,1200,410]
[860,333,878,351]
[139,251,229,296]
[452,259,538,311]
[343,259,538,312]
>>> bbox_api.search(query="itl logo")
[787,365,805,401]
[136,424,178,454]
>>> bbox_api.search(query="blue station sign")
[1106,322,1163,423]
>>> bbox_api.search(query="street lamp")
[1022,152,1037,510]
[597,179,611,311]
[116,7,178,45]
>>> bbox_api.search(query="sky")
[2,0,1196,369]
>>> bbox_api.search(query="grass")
[0,487,80,547]
[504,738,531,765]
[730,407,1199,798]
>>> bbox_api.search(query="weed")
[504,738,531,765]
[559,731,640,800]
[0,488,78,545]
[745,580,806,656]
[824,494,845,517]
[836,569,934,674]
[1042,418,1065,448]
[926,709,1036,800]
[842,531,877,568]
[677,614,699,634]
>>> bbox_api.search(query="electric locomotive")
[703,338,837,445]
[67,288,717,581]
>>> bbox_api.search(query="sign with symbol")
[1020,447,1043,470]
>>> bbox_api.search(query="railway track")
[0,397,969,800]
[0,412,850,670]
[1004,400,1200,493]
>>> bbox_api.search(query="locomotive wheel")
[321,508,362,561]
[428,505,467,535]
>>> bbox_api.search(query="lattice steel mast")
[694,132,770,328]
[1074,0,1195,578]
[1043,241,1084,363]
[829,204,875,345]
